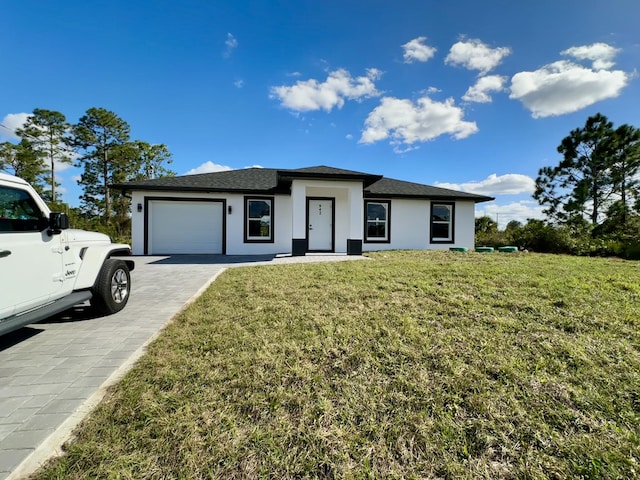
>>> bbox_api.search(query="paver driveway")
[0,254,364,479]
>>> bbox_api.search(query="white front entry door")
[308,198,334,251]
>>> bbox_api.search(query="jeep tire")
[91,259,131,315]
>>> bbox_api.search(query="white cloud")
[184,163,263,175]
[184,161,233,175]
[462,75,507,103]
[359,95,478,150]
[53,158,74,173]
[234,79,244,88]
[476,200,545,229]
[435,173,535,195]
[445,39,511,75]
[509,59,628,118]
[345,133,353,140]
[402,36,437,64]
[270,68,382,112]
[0,112,31,139]
[224,33,238,58]
[562,42,620,70]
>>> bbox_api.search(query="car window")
[0,185,45,232]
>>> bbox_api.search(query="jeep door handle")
[0,250,11,258]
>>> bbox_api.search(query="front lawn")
[33,251,640,479]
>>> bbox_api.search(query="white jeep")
[0,173,134,336]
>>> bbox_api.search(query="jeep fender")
[73,245,135,290]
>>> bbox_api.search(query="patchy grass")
[32,251,640,479]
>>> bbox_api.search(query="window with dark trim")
[430,202,454,243]
[245,197,273,242]
[364,200,390,243]
[0,185,45,233]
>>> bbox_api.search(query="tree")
[0,140,47,193]
[608,124,640,226]
[505,220,522,231]
[475,215,498,234]
[16,109,71,203]
[535,113,616,226]
[122,141,175,181]
[70,108,131,221]
[109,141,175,226]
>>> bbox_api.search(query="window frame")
[364,199,391,243]
[0,185,47,234]
[430,202,455,244]
[244,196,274,243]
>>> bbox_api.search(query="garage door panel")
[149,201,223,254]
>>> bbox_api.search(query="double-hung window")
[430,202,454,243]
[365,200,390,243]
[245,197,273,242]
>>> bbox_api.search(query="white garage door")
[149,200,223,254]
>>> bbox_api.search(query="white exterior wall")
[130,188,478,256]
[130,191,292,256]
[362,199,477,252]
[363,198,429,252]
[452,201,475,250]
[131,191,146,255]
[226,194,292,255]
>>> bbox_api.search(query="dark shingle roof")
[112,168,283,193]
[365,177,493,201]
[112,165,493,202]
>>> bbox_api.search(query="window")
[245,197,273,242]
[365,200,390,243]
[430,202,454,243]
[0,186,45,233]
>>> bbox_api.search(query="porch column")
[291,180,307,255]
[347,184,363,255]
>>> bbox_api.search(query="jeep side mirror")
[48,212,69,235]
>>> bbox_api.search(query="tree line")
[0,107,175,240]
[476,113,640,259]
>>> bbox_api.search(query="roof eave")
[110,184,288,195]
[364,192,495,203]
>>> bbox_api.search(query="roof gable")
[279,165,382,187]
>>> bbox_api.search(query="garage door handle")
[0,250,11,258]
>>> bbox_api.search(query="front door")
[307,198,334,252]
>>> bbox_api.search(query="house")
[112,166,493,256]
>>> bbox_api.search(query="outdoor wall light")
[228,205,233,214]
[137,203,143,212]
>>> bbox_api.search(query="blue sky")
[1,0,639,227]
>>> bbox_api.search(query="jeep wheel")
[92,259,131,315]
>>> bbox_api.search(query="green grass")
[32,251,640,479]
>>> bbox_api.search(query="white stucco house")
[112,166,493,256]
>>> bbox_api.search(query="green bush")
[475,218,640,260]
[474,230,509,248]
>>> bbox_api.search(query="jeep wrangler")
[0,173,134,336]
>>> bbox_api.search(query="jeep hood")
[64,229,111,244]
